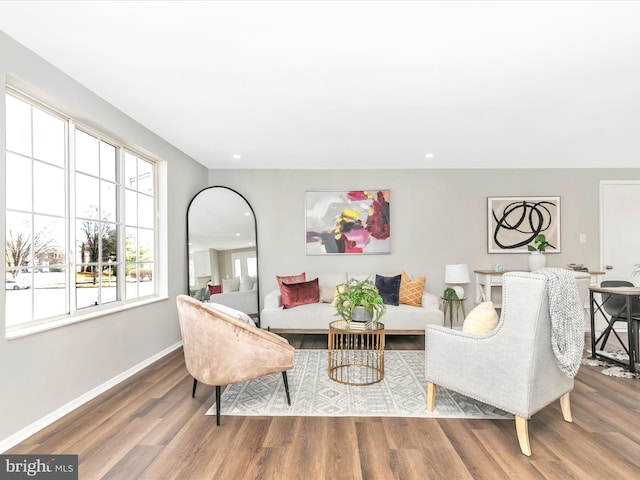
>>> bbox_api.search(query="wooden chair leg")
[515,416,531,456]
[192,378,198,398]
[560,392,572,422]
[215,385,221,426]
[282,371,291,406]
[427,382,436,411]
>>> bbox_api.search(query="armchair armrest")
[425,324,532,410]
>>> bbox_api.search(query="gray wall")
[209,169,640,304]
[0,32,208,443]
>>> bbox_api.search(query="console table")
[589,285,640,373]
[474,269,605,308]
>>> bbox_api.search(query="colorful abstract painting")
[488,196,561,253]
[306,190,390,255]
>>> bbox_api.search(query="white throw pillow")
[319,284,338,303]
[205,302,256,326]
[463,302,499,335]
[239,276,255,291]
[222,277,241,293]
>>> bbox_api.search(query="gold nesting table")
[328,319,385,385]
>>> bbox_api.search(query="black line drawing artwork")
[488,197,560,253]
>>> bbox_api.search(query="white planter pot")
[528,251,546,271]
[351,306,372,323]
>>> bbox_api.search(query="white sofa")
[261,272,444,334]
[206,290,258,316]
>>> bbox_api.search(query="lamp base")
[452,285,465,299]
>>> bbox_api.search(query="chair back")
[600,280,640,316]
[176,295,294,386]
[492,272,575,415]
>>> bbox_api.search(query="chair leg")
[215,385,221,426]
[282,371,291,406]
[427,382,436,411]
[515,416,531,456]
[560,392,572,422]
[192,379,198,398]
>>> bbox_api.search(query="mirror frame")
[186,186,259,324]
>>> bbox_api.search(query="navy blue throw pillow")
[375,274,401,306]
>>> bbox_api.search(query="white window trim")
[4,87,168,338]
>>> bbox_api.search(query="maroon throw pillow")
[281,278,320,309]
[276,272,306,288]
[208,285,222,295]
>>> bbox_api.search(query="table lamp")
[444,264,470,299]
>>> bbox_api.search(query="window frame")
[4,87,164,338]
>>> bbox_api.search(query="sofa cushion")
[239,276,256,291]
[375,274,401,306]
[306,272,347,303]
[399,271,426,307]
[222,277,240,293]
[463,301,499,334]
[281,278,320,309]
[261,299,444,331]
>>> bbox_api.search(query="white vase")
[528,251,546,271]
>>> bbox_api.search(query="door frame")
[599,180,640,277]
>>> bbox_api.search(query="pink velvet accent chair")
[176,295,295,425]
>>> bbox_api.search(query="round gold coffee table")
[328,319,385,385]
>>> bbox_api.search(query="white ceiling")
[1,1,639,170]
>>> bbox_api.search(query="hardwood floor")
[7,334,640,479]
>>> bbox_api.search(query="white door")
[600,181,640,285]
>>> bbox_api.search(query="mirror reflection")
[187,187,258,317]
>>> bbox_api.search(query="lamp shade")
[444,264,470,284]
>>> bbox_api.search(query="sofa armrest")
[264,289,282,309]
[421,291,440,310]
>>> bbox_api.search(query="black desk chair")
[599,280,640,360]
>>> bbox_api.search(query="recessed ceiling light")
[233,154,242,160]
[236,233,241,236]
[425,153,435,159]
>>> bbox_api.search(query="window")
[4,89,158,334]
[231,251,257,279]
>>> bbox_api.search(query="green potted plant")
[527,234,554,271]
[527,234,554,253]
[333,277,386,323]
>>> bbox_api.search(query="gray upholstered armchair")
[425,271,590,456]
[176,295,295,425]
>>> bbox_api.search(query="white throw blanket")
[536,268,585,378]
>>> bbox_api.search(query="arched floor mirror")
[187,186,259,322]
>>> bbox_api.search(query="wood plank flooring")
[6,334,640,479]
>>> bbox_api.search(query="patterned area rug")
[206,350,511,419]
[582,351,640,379]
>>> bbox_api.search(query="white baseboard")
[0,341,183,453]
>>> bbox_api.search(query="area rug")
[206,350,511,419]
[582,351,640,379]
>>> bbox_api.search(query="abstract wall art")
[488,196,561,253]
[305,190,390,255]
